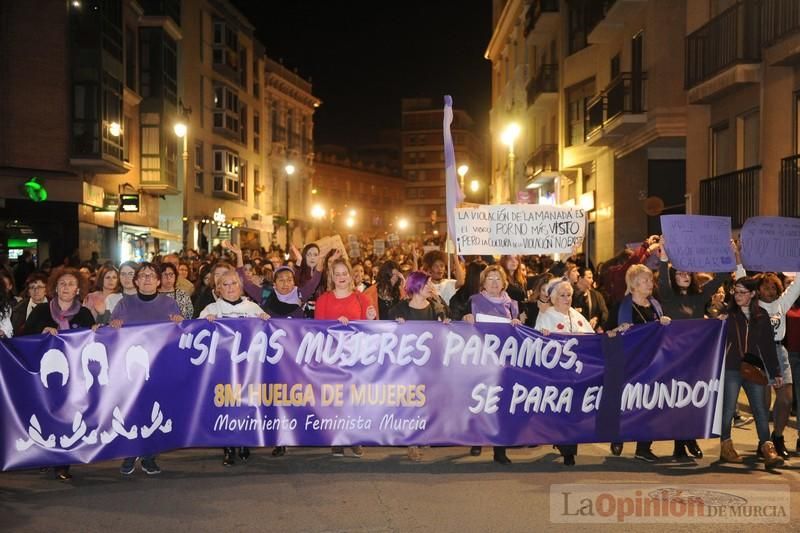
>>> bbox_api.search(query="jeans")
[721,369,770,442]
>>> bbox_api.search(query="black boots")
[493,447,511,465]
[673,440,703,459]
[772,433,790,460]
[685,439,703,459]
[223,447,236,466]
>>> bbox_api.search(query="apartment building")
[313,149,406,239]
[487,0,688,262]
[0,0,181,264]
[401,98,485,237]
[685,0,800,227]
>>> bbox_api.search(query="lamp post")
[284,163,295,249]
[457,164,469,191]
[501,123,521,201]
[174,122,189,251]
[311,203,325,240]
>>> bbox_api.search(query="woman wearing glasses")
[11,272,48,335]
[463,265,521,465]
[111,262,182,477]
[159,262,194,319]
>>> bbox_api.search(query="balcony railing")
[525,144,558,176]
[762,0,800,47]
[526,64,558,106]
[699,165,760,228]
[780,154,800,217]
[524,0,559,36]
[685,0,762,89]
[584,72,646,140]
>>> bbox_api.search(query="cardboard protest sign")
[660,215,735,272]
[373,239,385,256]
[741,217,800,272]
[314,235,348,261]
[454,204,585,255]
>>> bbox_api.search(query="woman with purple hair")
[388,271,449,462]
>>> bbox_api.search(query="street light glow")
[174,122,187,138]
[109,122,121,137]
[345,217,355,228]
[311,204,326,219]
[457,164,469,178]
[470,179,480,193]
[397,218,409,230]
[348,209,356,217]
[285,164,296,176]
[500,123,521,147]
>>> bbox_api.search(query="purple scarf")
[50,298,81,330]
[480,290,513,306]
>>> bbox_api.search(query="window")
[239,162,247,202]
[199,75,204,128]
[195,141,204,169]
[122,114,131,162]
[565,78,595,146]
[253,111,260,152]
[252,59,260,96]
[212,20,239,72]
[254,167,261,204]
[240,104,247,145]
[738,110,760,169]
[213,148,240,195]
[195,172,204,191]
[213,84,240,138]
[239,48,247,87]
[125,26,137,91]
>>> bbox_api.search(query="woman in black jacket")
[718,277,783,466]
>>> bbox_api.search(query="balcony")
[588,0,648,44]
[584,73,647,145]
[699,165,760,228]
[780,154,800,217]
[524,0,559,37]
[525,144,558,177]
[272,125,286,143]
[762,0,800,65]
[527,64,558,108]
[685,0,761,103]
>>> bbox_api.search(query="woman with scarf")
[388,271,449,462]
[111,262,181,476]
[463,265,521,465]
[23,267,95,481]
[718,276,783,466]
[200,270,270,466]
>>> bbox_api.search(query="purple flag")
[443,95,464,244]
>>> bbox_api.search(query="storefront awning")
[149,228,183,242]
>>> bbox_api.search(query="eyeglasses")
[137,273,158,280]
[28,284,46,290]
[162,272,176,278]
[120,271,135,277]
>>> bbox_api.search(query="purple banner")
[741,216,800,272]
[0,318,727,471]
[661,214,735,272]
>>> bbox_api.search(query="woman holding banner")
[110,262,182,476]
[389,271,449,462]
[23,267,95,481]
[610,264,671,462]
[463,264,521,465]
[535,279,594,466]
[315,257,377,457]
[718,276,783,466]
[657,241,729,460]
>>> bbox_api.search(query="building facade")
[313,149,406,238]
[0,0,182,264]
[401,98,486,237]
[265,57,320,249]
[487,0,689,262]
[685,0,800,227]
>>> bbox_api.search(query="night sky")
[230,1,493,147]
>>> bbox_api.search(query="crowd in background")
[1,232,799,479]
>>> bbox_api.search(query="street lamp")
[457,164,469,190]
[174,121,189,250]
[397,217,409,231]
[501,123,521,200]
[470,179,480,193]
[284,163,296,249]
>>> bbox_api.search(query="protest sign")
[0,318,725,471]
[373,239,385,256]
[741,216,800,272]
[454,204,585,255]
[314,235,348,261]
[660,215,735,272]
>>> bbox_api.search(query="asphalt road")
[2,419,800,533]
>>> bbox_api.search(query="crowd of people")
[1,233,799,480]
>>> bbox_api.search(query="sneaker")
[733,415,753,428]
[635,449,659,462]
[238,447,250,462]
[610,443,623,456]
[271,446,286,457]
[331,446,345,457]
[120,457,137,475]
[470,446,482,456]
[350,446,364,458]
[141,457,162,475]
